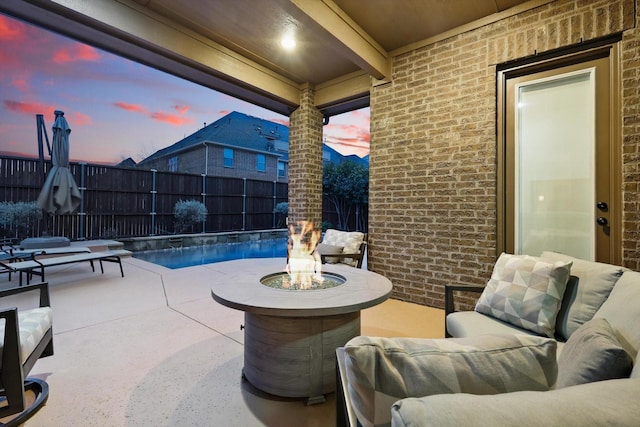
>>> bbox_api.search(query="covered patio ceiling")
[1,0,546,117]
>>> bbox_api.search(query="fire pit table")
[210,258,392,404]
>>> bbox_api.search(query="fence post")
[150,169,157,236]
[272,181,277,228]
[242,178,246,231]
[201,173,207,233]
[78,162,86,240]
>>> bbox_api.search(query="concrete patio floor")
[2,255,444,426]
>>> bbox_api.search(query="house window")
[256,154,266,172]
[278,161,285,177]
[168,156,178,172]
[223,148,234,167]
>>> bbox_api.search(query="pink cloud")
[70,111,92,126]
[174,104,189,114]
[0,15,26,41]
[4,99,55,117]
[113,102,148,113]
[151,111,194,126]
[53,43,101,64]
[12,78,29,92]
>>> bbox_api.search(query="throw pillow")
[475,253,572,337]
[315,243,343,263]
[344,334,557,427]
[539,251,626,340]
[556,317,633,388]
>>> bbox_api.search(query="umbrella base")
[20,236,70,249]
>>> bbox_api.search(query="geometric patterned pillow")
[344,334,558,427]
[475,253,572,337]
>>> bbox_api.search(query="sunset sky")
[0,13,370,165]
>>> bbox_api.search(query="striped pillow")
[344,334,557,427]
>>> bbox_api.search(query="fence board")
[0,155,366,240]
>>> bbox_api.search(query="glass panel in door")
[514,71,595,259]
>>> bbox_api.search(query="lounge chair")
[0,249,132,285]
[0,282,54,426]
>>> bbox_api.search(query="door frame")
[496,38,621,263]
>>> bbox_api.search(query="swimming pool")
[133,237,288,269]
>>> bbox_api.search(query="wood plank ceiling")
[0,0,541,116]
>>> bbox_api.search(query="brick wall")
[369,0,638,309]
[288,85,324,226]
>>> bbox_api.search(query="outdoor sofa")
[336,251,640,426]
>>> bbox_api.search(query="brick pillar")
[288,84,323,227]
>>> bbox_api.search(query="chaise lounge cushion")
[475,253,572,337]
[343,334,557,427]
[540,251,626,340]
[556,317,633,388]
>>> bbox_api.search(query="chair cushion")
[475,253,572,337]
[316,243,343,263]
[540,251,626,340]
[343,334,557,427]
[556,317,632,388]
[321,229,364,266]
[0,307,53,364]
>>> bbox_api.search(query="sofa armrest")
[391,378,640,427]
[444,284,484,337]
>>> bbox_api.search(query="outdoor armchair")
[317,229,367,268]
[0,282,54,426]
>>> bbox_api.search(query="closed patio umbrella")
[36,110,81,215]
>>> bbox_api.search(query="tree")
[322,161,369,231]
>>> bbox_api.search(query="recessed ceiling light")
[281,33,296,50]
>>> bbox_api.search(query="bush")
[0,201,42,239]
[274,202,288,227]
[174,200,207,233]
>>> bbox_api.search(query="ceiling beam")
[288,0,390,81]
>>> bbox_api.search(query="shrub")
[274,202,288,227]
[174,200,207,233]
[0,201,43,239]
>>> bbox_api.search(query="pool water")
[133,238,288,269]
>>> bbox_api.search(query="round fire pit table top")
[210,258,392,317]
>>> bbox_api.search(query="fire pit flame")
[285,221,323,290]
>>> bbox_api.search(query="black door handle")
[597,217,608,226]
[596,202,608,211]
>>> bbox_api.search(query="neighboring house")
[137,111,368,181]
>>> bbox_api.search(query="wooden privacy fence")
[0,156,288,240]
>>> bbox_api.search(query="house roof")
[138,111,368,167]
[138,111,290,165]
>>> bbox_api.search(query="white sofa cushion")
[344,334,557,427]
[540,251,626,340]
[475,253,572,337]
[594,270,640,374]
[391,378,640,427]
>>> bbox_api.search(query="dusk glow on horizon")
[0,14,370,166]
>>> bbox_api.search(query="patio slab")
[0,256,444,426]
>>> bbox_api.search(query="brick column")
[288,84,324,226]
